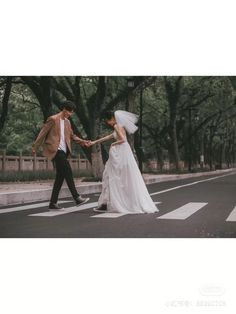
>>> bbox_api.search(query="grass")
[0,169,93,182]
[143,167,213,175]
[1,166,226,183]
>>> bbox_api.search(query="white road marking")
[226,206,236,222]
[150,171,236,196]
[29,202,98,217]
[157,202,208,220]
[91,213,126,218]
[0,201,69,214]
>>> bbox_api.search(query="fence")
[144,160,185,171]
[0,150,91,172]
[2,151,228,173]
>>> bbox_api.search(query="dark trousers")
[50,150,79,204]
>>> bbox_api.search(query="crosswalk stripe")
[0,201,69,214]
[91,213,126,218]
[157,202,208,220]
[29,202,98,217]
[226,206,236,222]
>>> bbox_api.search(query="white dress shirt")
[58,118,67,153]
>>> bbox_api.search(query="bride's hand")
[83,140,92,147]
[88,141,96,147]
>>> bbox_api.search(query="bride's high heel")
[93,204,107,213]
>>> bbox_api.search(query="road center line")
[150,171,236,196]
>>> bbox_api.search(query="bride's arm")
[111,124,125,146]
[90,133,114,145]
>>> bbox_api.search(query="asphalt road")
[1,171,236,238]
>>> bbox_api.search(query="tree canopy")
[1,76,236,176]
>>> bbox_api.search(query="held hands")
[80,140,91,147]
[80,140,96,147]
[83,141,117,148]
[84,140,91,147]
[87,140,96,147]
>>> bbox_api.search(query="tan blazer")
[32,113,83,160]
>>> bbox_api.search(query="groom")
[32,100,90,210]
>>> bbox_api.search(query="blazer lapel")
[65,119,70,140]
[55,114,61,138]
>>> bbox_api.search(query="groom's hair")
[103,111,114,121]
[61,100,76,112]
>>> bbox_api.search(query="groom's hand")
[80,140,91,147]
[84,140,92,147]
[32,147,36,156]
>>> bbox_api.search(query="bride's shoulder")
[114,124,126,137]
[114,123,124,131]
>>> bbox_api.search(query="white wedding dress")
[98,129,159,214]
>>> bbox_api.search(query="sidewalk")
[0,168,235,206]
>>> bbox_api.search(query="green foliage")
[1,76,236,174]
[0,82,44,154]
[0,169,93,182]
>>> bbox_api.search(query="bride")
[89,110,159,214]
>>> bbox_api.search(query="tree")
[2,75,236,175]
[164,76,183,170]
[50,76,155,178]
[0,77,12,134]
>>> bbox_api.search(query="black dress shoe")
[49,203,63,210]
[93,204,107,213]
[75,196,90,206]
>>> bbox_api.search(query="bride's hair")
[103,111,115,121]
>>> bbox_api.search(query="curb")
[0,183,102,207]
[0,168,235,207]
[143,168,235,184]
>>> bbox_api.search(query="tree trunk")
[88,77,106,179]
[40,76,52,120]
[0,77,12,134]
[91,147,104,179]
[209,137,214,170]
[91,118,104,179]
[170,117,180,170]
[126,87,136,153]
[221,140,226,168]
[200,132,205,169]
[22,76,52,122]
[164,77,182,171]
[156,144,164,172]
[232,132,236,166]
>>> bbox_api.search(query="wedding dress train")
[98,130,159,214]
